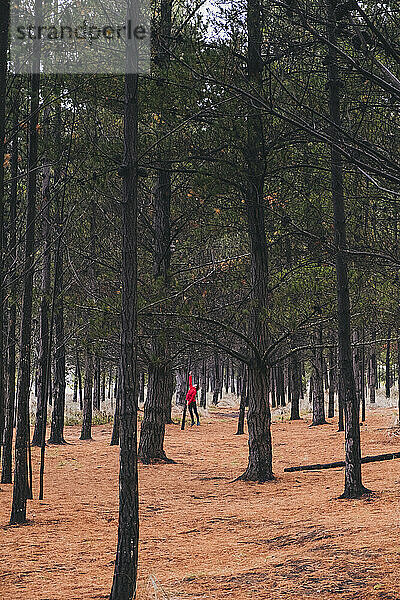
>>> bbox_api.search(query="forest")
[1,0,400,598]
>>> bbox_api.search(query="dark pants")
[189,401,200,425]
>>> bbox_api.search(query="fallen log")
[284,451,400,473]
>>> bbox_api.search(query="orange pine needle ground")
[1,406,400,599]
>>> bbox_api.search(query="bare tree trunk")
[77,351,83,410]
[10,66,40,524]
[110,363,121,446]
[328,346,336,419]
[0,0,9,470]
[93,356,101,411]
[1,81,18,483]
[236,366,247,434]
[290,353,301,421]
[175,369,186,406]
[238,0,273,483]
[108,59,139,599]
[326,0,369,497]
[212,353,222,405]
[139,371,145,405]
[48,191,66,445]
[80,351,93,440]
[311,328,327,426]
[200,359,207,408]
[32,112,51,447]
[138,362,175,463]
[386,327,391,398]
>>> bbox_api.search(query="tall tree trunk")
[369,329,377,403]
[290,353,301,421]
[1,81,18,483]
[10,66,40,524]
[110,362,121,446]
[80,351,94,440]
[326,0,369,497]
[328,346,336,419]
[139,371,145,405]
[175,369,186,405]
[0,0,10,470]
[138,0,173,463]
[212,353,222,405]
[397,332,400,420]
[93,356,101,411]
[238,0,273,483]
[236,366,247,435]
[311,328,327,426]
[108,56,139,599]
[163,368,174,425]
[48,186,66,444]
[385,327,391,398]
[77,351,83,410]
[138,362,175,463]
[270,367,276,408]
[32,107,51,447]
[200,359,207,408]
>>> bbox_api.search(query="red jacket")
[186,374,197,405]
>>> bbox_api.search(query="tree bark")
[138,362,175,463]
[200,359,207,408]
[80,350,94,440]
[0,0,10,471]
[10,66,40,524]
[48,191,66,445]
[290,353,301,421]
[212,353,222,405]
[175,368,186,406]
[93,356,101,411]
[238,0,274,482]
[328,346,336,419]
[311,328,327,426]
[236,366,247,434]
[32,110,51,447]
[110,363,121,446]
[386,327,391,398]
[326,0,369,498]
[108,56,139,599]
[1,81,18,483]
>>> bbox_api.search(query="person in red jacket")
[186,373,200,426]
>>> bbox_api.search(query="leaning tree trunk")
[10,66,40,524]
[326,0,369,498]
[80,350,94,440]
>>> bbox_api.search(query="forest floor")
[2,402,400,600]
